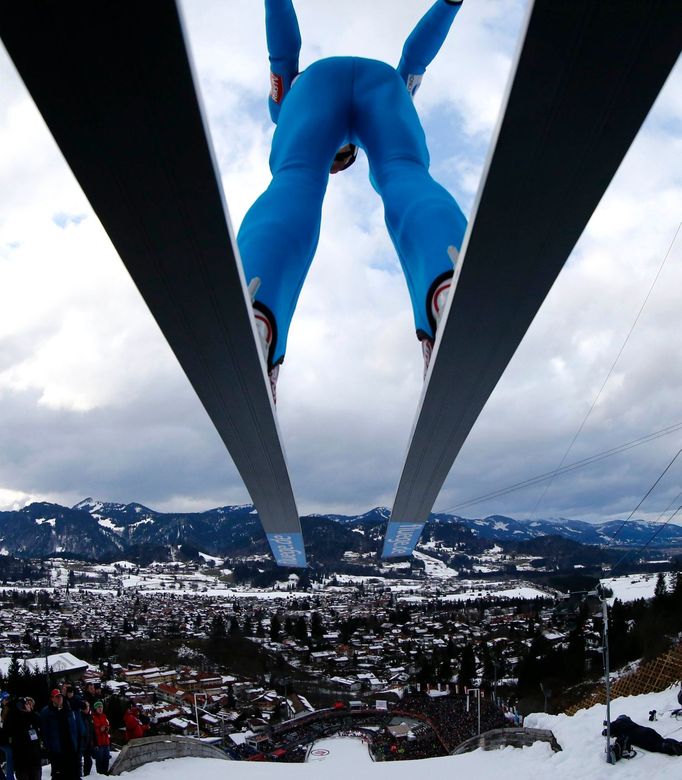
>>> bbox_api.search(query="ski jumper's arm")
[398,0,463,98]
[265,0,302,123]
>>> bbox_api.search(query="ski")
[382,0,682,557]
[0,1,306,567]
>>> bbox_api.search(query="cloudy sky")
[1,0,681,525]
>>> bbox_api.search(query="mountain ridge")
[0,499,679,564]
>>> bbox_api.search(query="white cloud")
[0,1,681,526]
[0,487,50,511]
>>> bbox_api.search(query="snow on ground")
[490,585,549,600]
[440,585,548,602]
[472,564,499,574]
[101,687,682,780]
[97,518,124,532]
[8,559,558,603]
[109,560,138,570]
[306,736,373,763]
[198,552,224,565]
[400,584,549,604]
[601,572,674,604]
[412,550,458,578]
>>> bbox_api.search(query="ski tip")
[267,532,307,568]
[380,521,425,559]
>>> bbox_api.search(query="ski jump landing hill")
[262,703,558,759]
[305,735,374,764]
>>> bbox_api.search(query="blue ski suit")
[238,0,467,368]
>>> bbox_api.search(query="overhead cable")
[611,500,682,574]
[604,447,682,548]
[438,421,682,513]
[528,220,682,520]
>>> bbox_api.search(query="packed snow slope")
[107,688,681,780]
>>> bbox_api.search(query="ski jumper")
[237,0,467,369]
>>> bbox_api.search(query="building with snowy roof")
[0,651,88,679]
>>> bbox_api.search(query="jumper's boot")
[421,245,458,379]
[248,277,280,404]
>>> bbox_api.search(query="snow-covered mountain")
[0,499,680,563]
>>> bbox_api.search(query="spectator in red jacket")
[123,706,149,742]
[91,702,110,775]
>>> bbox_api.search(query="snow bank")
[107,687,682,780]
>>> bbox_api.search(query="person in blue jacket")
[39,690,80,780]
[238,0,467,401]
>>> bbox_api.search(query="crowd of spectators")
[398,691,508,752]
[371,721,447,761]
[0,680,149,780]
[245,692,508,762]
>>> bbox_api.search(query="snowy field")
[84,687,682,780]
[412,550,458,578]
[441,585,548,602]
[398,585,548,603]
[10,559,678,608]
[306,736,373,764]
[601,572,674,604]
[1,557,564,604]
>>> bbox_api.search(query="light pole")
[193,693,206,738]
[467,688,482,735]
[42,637,51,694]
[281,677,291,719]
[602,598,614,764]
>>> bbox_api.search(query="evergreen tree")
[437,657,452,683]
[91,636,106,661]
[480,646,495,688]
[458,644,476,690]
[517,634,556,696]
[270,615,281,642]
[416,652,435,685]
[209,614,226,645]
[298,570,312,591]
[564,626,587,683]
[311,612,324,640]
[673,570,682,601]
[608,598,633,668]
[654,572,668,600]
[339,618,360,644]
[294,616,308,644]
[6,656,23,694]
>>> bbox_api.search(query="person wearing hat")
[4,697,41,780]
[61,686,84,713]
[91,702,110,776]
[82,684,97,710]
[78,701,95,777]
[39,689,79,780]
[122,705,149,742]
